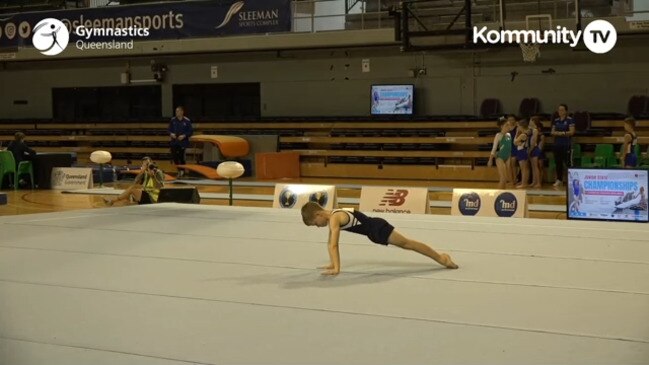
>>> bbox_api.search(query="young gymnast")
[621,117,638,168]
[300,202,458,276]
[614,186,646,211]
[488,117,513,189]
[569,171,584,212]
[507,115,519,185]
[514,119,531,189]
[529,117,541,188]
[529,117,544,188]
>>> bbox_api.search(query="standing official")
[168,106,193,177]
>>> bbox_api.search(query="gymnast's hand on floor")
[321,268,340,276]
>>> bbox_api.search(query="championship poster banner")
[359,186,430,214]
[567,169,649,222]
[451,189,528,218]
[0,0,291,49]
[272,184,337,210]
[51,167,93,190]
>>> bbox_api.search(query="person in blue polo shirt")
[550,104,575,188]
[168,106,193,177]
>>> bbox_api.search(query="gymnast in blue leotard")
[570,173,583,212]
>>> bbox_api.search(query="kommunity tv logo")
[473,20,617,54]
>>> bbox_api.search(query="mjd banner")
[0,0,291,49]
[451,188,528,218]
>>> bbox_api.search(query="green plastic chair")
[0,151,34,189]
[583,144,615,168]
[640,150,649,167]
[547,158,556,181]
[0,151,16,189]
[607,156,622,168]
[571,144,582,167]
[594,144,615,167]
[15,160,34,189]
[639,144,648,167]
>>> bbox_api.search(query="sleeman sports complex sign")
[0,0,291,49]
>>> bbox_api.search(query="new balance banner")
[359,186,430,214]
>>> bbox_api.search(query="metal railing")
[292,0,393,32]
[290,0,649,34]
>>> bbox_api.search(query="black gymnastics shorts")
[365,217,395,245]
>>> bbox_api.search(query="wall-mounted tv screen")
[371,85,414,115]
[567,168,648,222]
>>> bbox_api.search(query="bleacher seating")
[0,116,646,181]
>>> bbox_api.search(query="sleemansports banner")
[0,0,291,49]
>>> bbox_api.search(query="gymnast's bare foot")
[441,254,459,269]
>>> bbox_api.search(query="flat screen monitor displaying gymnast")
[370,85,414,115]
[567,168,649,223]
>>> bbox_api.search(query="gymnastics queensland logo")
[33,18,69,56]
[52,169,65,186]
[495,192,518,217]
[458,192,481,216]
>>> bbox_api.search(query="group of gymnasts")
[488,104,639,190]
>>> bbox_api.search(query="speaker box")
[157,187,200,204]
